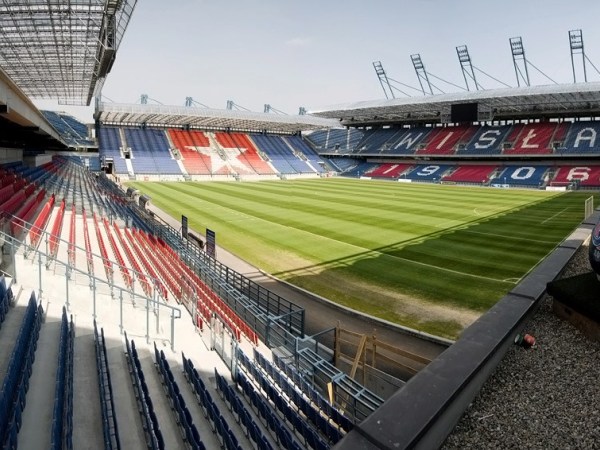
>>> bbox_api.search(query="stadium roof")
[0,0,137,106]
[95,102,340,133]
[311,82,600,126]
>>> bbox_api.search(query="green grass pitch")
[130,178,597,339]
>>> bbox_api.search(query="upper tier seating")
[458,125,512,155]
[561,121,600,154]
[354,128,406,154]
[504,122,557,155]
[416,125,471,155]
[306,129,364,154]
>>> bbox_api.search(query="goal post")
[585,196,594,219]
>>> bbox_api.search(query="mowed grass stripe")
[130,179,596,325]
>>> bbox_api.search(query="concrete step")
[136,345,184,449]
[104,335,146,450]
[0,287,30,383]
[18,309,62,449]
[72,329,104,450]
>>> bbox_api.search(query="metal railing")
[0,224,181,351]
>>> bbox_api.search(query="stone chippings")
[443,243,600,450]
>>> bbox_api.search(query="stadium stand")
[366,163,414,179]
[416,125,471,155]
[458,125,511,155]
[442,165,498,184]
[125,128,182,175]
[405,164,452,182]
[98,127,129,174]
[494,165,550,187]
[504,122,556,154]
[305,129,364,154]
[560,121,600,154]
[168,129,212,175]
[551,164,600,187]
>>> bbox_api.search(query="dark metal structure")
[372,61,395,99]
[510,36,531,87]
[0,0,137,106]
[456,45,481,91]
[410,54,434,96]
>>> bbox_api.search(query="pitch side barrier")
[334,209,600,450]
[137,204,306,340]
[132,200,385,423]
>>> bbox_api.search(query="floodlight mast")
[570,29,587,83]
[140,94,163,105]
[372,61,395,99]
[510,37,531,87]
[411,54,433,95]
[226,100,251,111]
[298,107,307,115]
[185,97,210,108]
[456,45,481,91]
[264,104,288,114]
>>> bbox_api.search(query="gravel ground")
[443,243,600,450]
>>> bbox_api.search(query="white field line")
[463,229,557,245]
[187,192,517,284]
[541,207,570,225]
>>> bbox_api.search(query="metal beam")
[456,45,480,91]
[569,29,587,83]
[411,54,433,95]
[510,36,530,87]
[372,61,395,99]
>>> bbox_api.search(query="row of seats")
[50,307,75,450]
[257,350,353,434]
[29,194,56,249]
[0,292,44,448]
[237,351,332,449]
[154,345,205,450]
[211,366,274,450]
[317,120,600,157]
[48,200,66,259]
[99,127,328,177]
[92,212,114,284]
[93,321,120,450]
[125,334,165,450]
[236,370,304,450]
[354,162,600,187]
[0,277,12,327]
[11,189,46,238]
[180,354,241,450]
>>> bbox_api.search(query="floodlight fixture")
[569,29,587,82]
[411,54,433,95]
[372,61,395,99]
[510,36,531,87]
[456,45,480,91]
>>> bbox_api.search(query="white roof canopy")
[311,83,600,126]
[96,102,340,134]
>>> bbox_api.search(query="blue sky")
[36,0,600,121]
